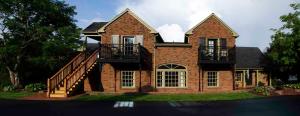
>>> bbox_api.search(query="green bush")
[272,79,284,90]
[0,71,10,90]
[257,81,265,87]
[283,83,300,89]
[253,86,271,96]
[24,83,46,92]
[3,85,15,92]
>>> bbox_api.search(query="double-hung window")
[121,71,135,88]
[207,71,218,87]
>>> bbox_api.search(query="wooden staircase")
[47,49,99,98]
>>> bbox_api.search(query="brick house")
[47,9,270,97]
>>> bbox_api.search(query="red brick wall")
[154,47,200,93]
[202,70,234,92]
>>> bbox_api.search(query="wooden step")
[59,87,66,91]
[55,90,65,94]
[50,93,67,98]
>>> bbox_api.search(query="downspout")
[202,68,204,92]
[153,34,157,89]
[233,65,236,90]
[114,69,117,93]
[198,67,201,92]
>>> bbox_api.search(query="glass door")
[207,39,218,60]
[245,71,253,86]
[123,36,135,56]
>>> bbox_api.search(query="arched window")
[156,64,187,88]
[158,64,186,69]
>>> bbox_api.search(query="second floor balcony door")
[208,39,218,60]
[123,36,135,56]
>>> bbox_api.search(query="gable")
[185,13,239,37]
[98,8,158,34]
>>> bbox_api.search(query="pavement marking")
[168,101,181,107]
[114,101,134,108]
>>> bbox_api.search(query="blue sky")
[65,0,298,51]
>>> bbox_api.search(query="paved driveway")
[0,95,299,116]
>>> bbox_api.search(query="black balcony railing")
[99,44,142,63]
[199,46,235,64]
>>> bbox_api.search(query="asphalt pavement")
[0,95,299,116]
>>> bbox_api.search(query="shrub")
[3,85,15,92]
[283,83,300,89]
[253,86,271,96]
[257,81,265,87]
[0,72,10,90]
[24,83,46,92]
[272,79,284,90]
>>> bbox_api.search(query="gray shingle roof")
[236,47,265,69]
[82,22,108,34]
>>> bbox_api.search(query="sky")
[65,0,298,51]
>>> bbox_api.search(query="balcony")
[99,44,147,64]
[199,46,235,66]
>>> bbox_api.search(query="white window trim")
[156,69,188,88]
[207,71,219,87]
[121,71,135,88]
[121,35,136,44]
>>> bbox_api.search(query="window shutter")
[111,35,119,47]
[199,37,206,46]
[135,35,144,46]
[220,38,227,49]
[199,37,206,58]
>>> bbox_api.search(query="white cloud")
[117,0,295,50]
[157,24,184,42]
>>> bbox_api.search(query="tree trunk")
[7,67,20,88]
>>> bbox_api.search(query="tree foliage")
[0,0,82,87]
[265,3,300,82]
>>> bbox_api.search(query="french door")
[207,39,218,60]
[123,36,135,56]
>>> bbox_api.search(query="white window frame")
[235,71,243,82]
[121,71,135,88]
[207,71,219,87]
[156,64,187,88]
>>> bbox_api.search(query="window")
[207,71,218,87]
[156,64,187,88]
[123,36,135,55]
[207,39,217,58]
[235,71,242,81]
[121,71,135,88]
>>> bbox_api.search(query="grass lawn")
[76,92,263,101]
[0,91,33,100]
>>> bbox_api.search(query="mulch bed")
[21,92,85,101]
[272,88,300,96]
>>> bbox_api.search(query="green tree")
[266,3,300,82]
[0,0,81,87]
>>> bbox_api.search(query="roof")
[185,13,239,37]
[82,22,108,34]
[236,47,265,69]
[98,8,158,33]
[155,42,191,47]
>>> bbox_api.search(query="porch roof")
[236,47,265,69]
